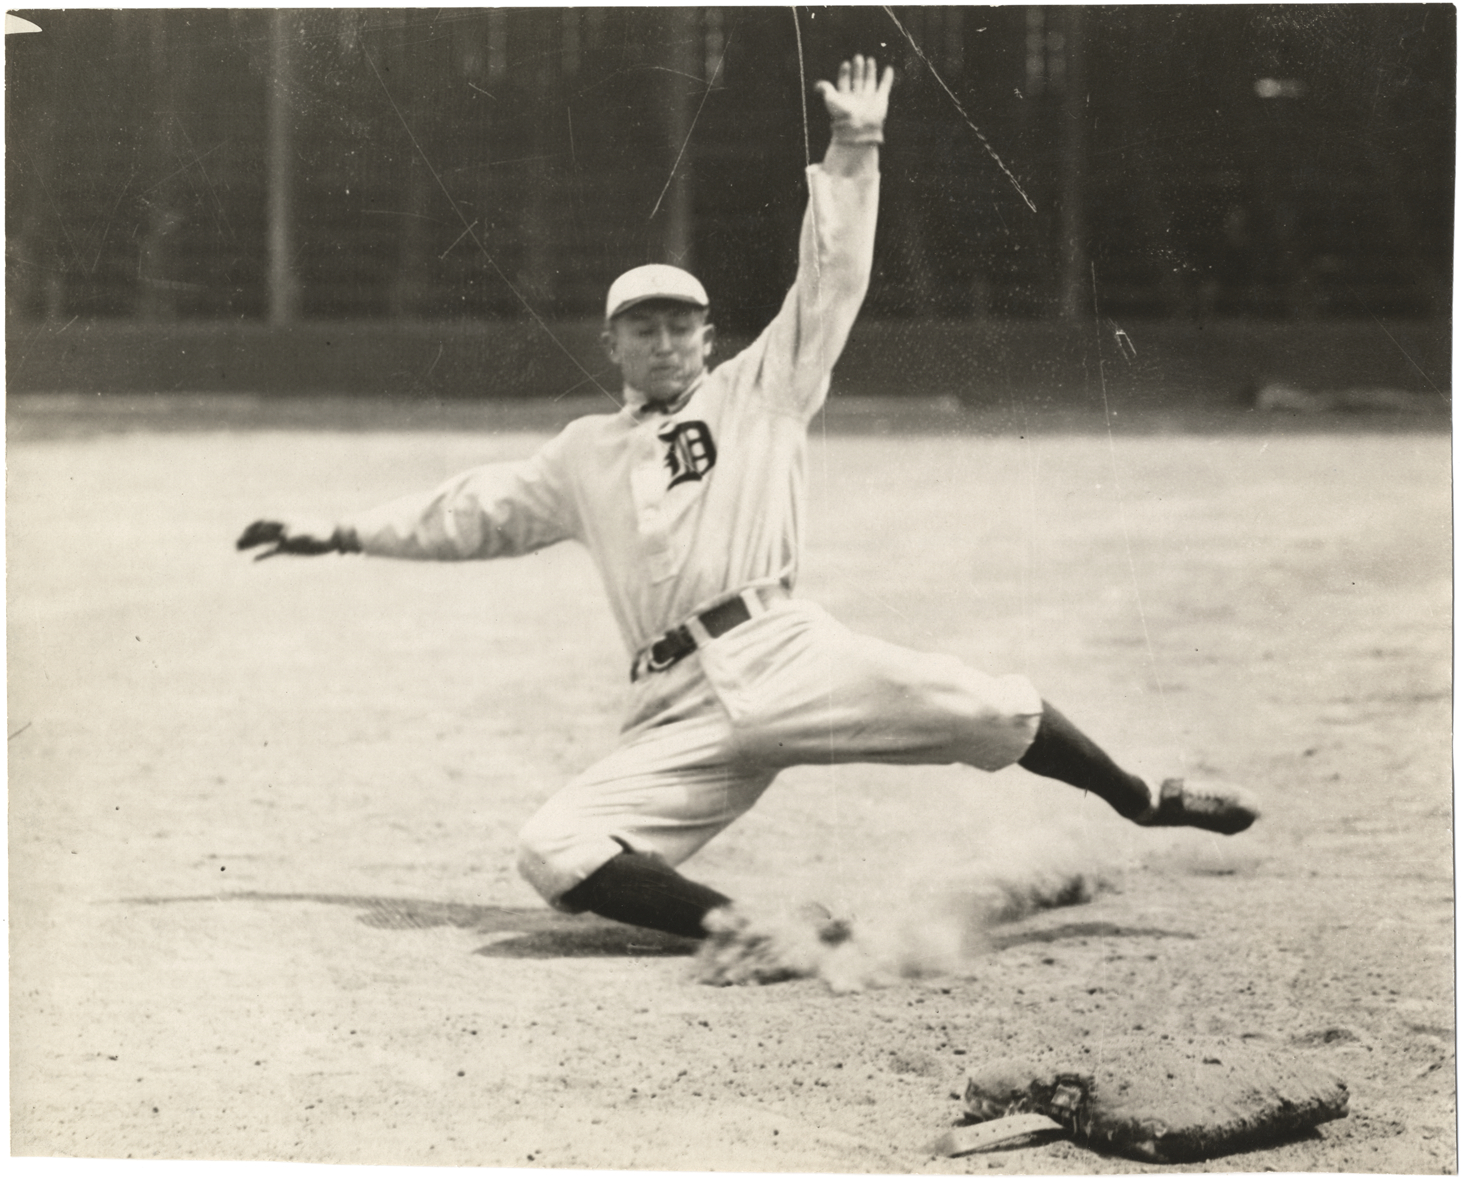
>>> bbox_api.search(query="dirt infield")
[8,398,1453,1172]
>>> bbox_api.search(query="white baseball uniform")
[341,160,1042,909]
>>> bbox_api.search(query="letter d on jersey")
[659,421,717,490]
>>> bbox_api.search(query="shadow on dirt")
[125,893,1195,959]
[1051,1126,1329,1169]
[990,920,1199,948]
[122,890,698,957]
[474,925,697,958]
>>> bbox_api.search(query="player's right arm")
[238,431,580,562]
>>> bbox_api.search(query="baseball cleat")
[1136,777,1260,835]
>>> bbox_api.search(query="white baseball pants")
[516,597,1042,908]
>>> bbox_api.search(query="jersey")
[341,162,880,659]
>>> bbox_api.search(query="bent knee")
[515,812,623,912]
[947,671,1043,769]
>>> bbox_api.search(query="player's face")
[604,303,715,404]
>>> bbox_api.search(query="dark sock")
[1018,702,1153,820]
[558,851,732,939]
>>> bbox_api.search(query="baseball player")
[239,57,1258,957]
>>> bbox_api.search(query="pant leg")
[516,681,776,909]
[697,598,1043,771]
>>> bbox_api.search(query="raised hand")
[816,55,895,145]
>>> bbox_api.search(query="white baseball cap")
[604,264,709,321]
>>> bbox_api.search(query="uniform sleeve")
[714,163,880,421]
[341,433,578,561]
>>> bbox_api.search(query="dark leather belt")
[631,588,779,682]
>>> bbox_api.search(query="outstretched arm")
[237,436,580,563]
[817,55,894,178]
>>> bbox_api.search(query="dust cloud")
[695,827,1130,992]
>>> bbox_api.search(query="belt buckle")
[636,627,690,680]
[643,641,679,674]
[632,591,773,683]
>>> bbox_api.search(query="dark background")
[6,6,1454,401]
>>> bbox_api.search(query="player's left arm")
[818,55,894,178]
[723,56,892,420]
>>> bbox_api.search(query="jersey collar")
[623,373,705,419]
